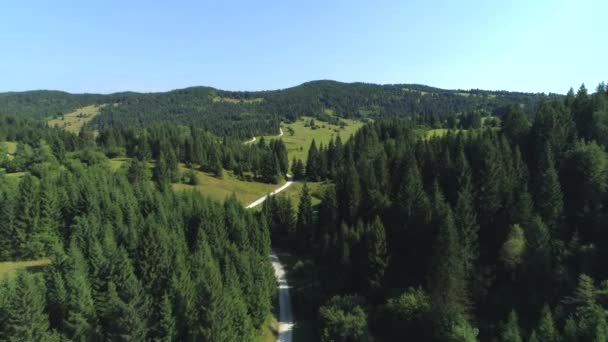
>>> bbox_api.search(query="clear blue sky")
[1,0,606,94]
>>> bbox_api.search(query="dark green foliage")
[428,184,470,333]
[3,272,53,341]
[500,310,522,342]
[362,216,388,294]
[536,304,559,342]
[0,121,274,342]
[0,81,552,136]
[296,183,315,250]
[376,287,432,340]
[319,295,370,342]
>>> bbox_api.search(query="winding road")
[244,127,284,145]
[245,166,294,342]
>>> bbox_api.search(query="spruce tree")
[535,144,563,230]
[429,184,469,333]
[296,183,314,250]
[5,272,52,341]
[156,292,176,342]
[363,216,388,294]
[500,310,522,342]
[536,304,559,342]
[63,242,97,341]
[306,139,320,181]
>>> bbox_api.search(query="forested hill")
[0,80,559,137]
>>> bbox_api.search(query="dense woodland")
[264,83,608,341]
[0,81,605,341]
[0,80,557,138]
[0,117,276,341]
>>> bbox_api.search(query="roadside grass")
[0,259,51,280]
[48,104,105,133]
[255,313,279,342]
[276,181,324,209]
[259,116,364,165]
[172,164,284,205]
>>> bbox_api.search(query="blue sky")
[0,0,606,94]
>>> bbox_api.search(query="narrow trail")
[245,179,293,209]
[245,171,294,342]
[243,126,283,145]
[270,253,294,342]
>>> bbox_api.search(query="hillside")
[0,81,559,137]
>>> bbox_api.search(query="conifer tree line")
[264,83,608,341]
[1,80,555,137]
[96,124,289,184]
[0,118,276,341]
[2,121,289,185]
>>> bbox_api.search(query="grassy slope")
[275,181,324,210]
[48,104,105,133]
[0,259,51,280]
[260,117,364,164]
[172,164,283,205]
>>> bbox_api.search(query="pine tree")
[296,183,314,250]
[306,139,320,181]
[14,174,39,258]
[260,152,279,184]
[536,304,559,342]
[110,248,149,339]
[528,330,539,342]
[5,272,52,341]
[45,267,68,330]
[429,184,469,333]
[535,144,563,230]
[363,216,388,294]
[156,292,176,342]
[500,224,526,270]
[500,310,522,342]
[563,317,578,342]
[0,190,16,260]
[63,242,97,341]
[453,162,479,281]
[136,218,171,303]
[501,104,530,144]
[336,155,360,225]
[292,158,305,180]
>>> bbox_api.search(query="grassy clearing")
[173,164,283,205]
[255,314,279,342]
[1,141,17,161]
[0,259,51,280]
[4,171,25,181]
[109,157,131,171]
[2,141,17,155]
[48,104,105,133]
[211,96,264,104]
[260,117,364,164]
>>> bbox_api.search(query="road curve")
[244,127,283,145]
[245,173,294,342]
